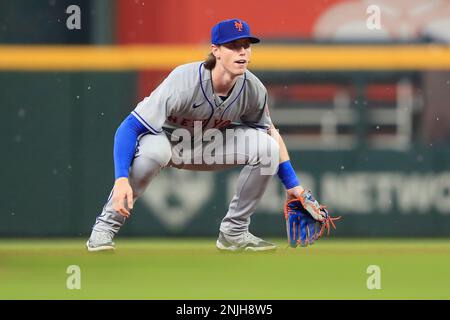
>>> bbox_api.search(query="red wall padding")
[116,0,344,44]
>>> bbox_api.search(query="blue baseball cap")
[211,19,260,45]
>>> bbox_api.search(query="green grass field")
[1,238,449,300]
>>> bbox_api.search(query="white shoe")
[86,231,115,252]
[216,231,277,252]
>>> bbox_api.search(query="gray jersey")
[132,62,272,135]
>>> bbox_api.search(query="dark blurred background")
[1,0,450,238]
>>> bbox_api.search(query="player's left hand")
[284,187,341,247]
[285,185,304,201]
[286,186,323,222]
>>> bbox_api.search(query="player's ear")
[211,44,220,60]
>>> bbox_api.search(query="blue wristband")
[277,160,300,189]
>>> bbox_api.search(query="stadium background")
[1,0,450,239]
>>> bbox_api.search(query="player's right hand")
[112,177,134,218]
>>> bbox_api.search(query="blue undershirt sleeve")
[114,114,149,179]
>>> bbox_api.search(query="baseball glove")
[284,190,341,248]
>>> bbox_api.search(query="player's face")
[213,38,252,76]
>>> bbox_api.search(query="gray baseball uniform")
[92,62,280,237]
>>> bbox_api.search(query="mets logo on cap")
[211,18,261,45]
[234,20,243,31]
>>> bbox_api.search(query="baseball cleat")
[86,231,115,252]
[216,231,277,252]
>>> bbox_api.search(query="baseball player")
[86,18,328,252]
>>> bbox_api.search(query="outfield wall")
[1,71,450,237]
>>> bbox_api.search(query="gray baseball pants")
[91,126,280,237]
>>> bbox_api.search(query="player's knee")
[138,134,172,167]
[261,134,280,165]
[248,131,280,166]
